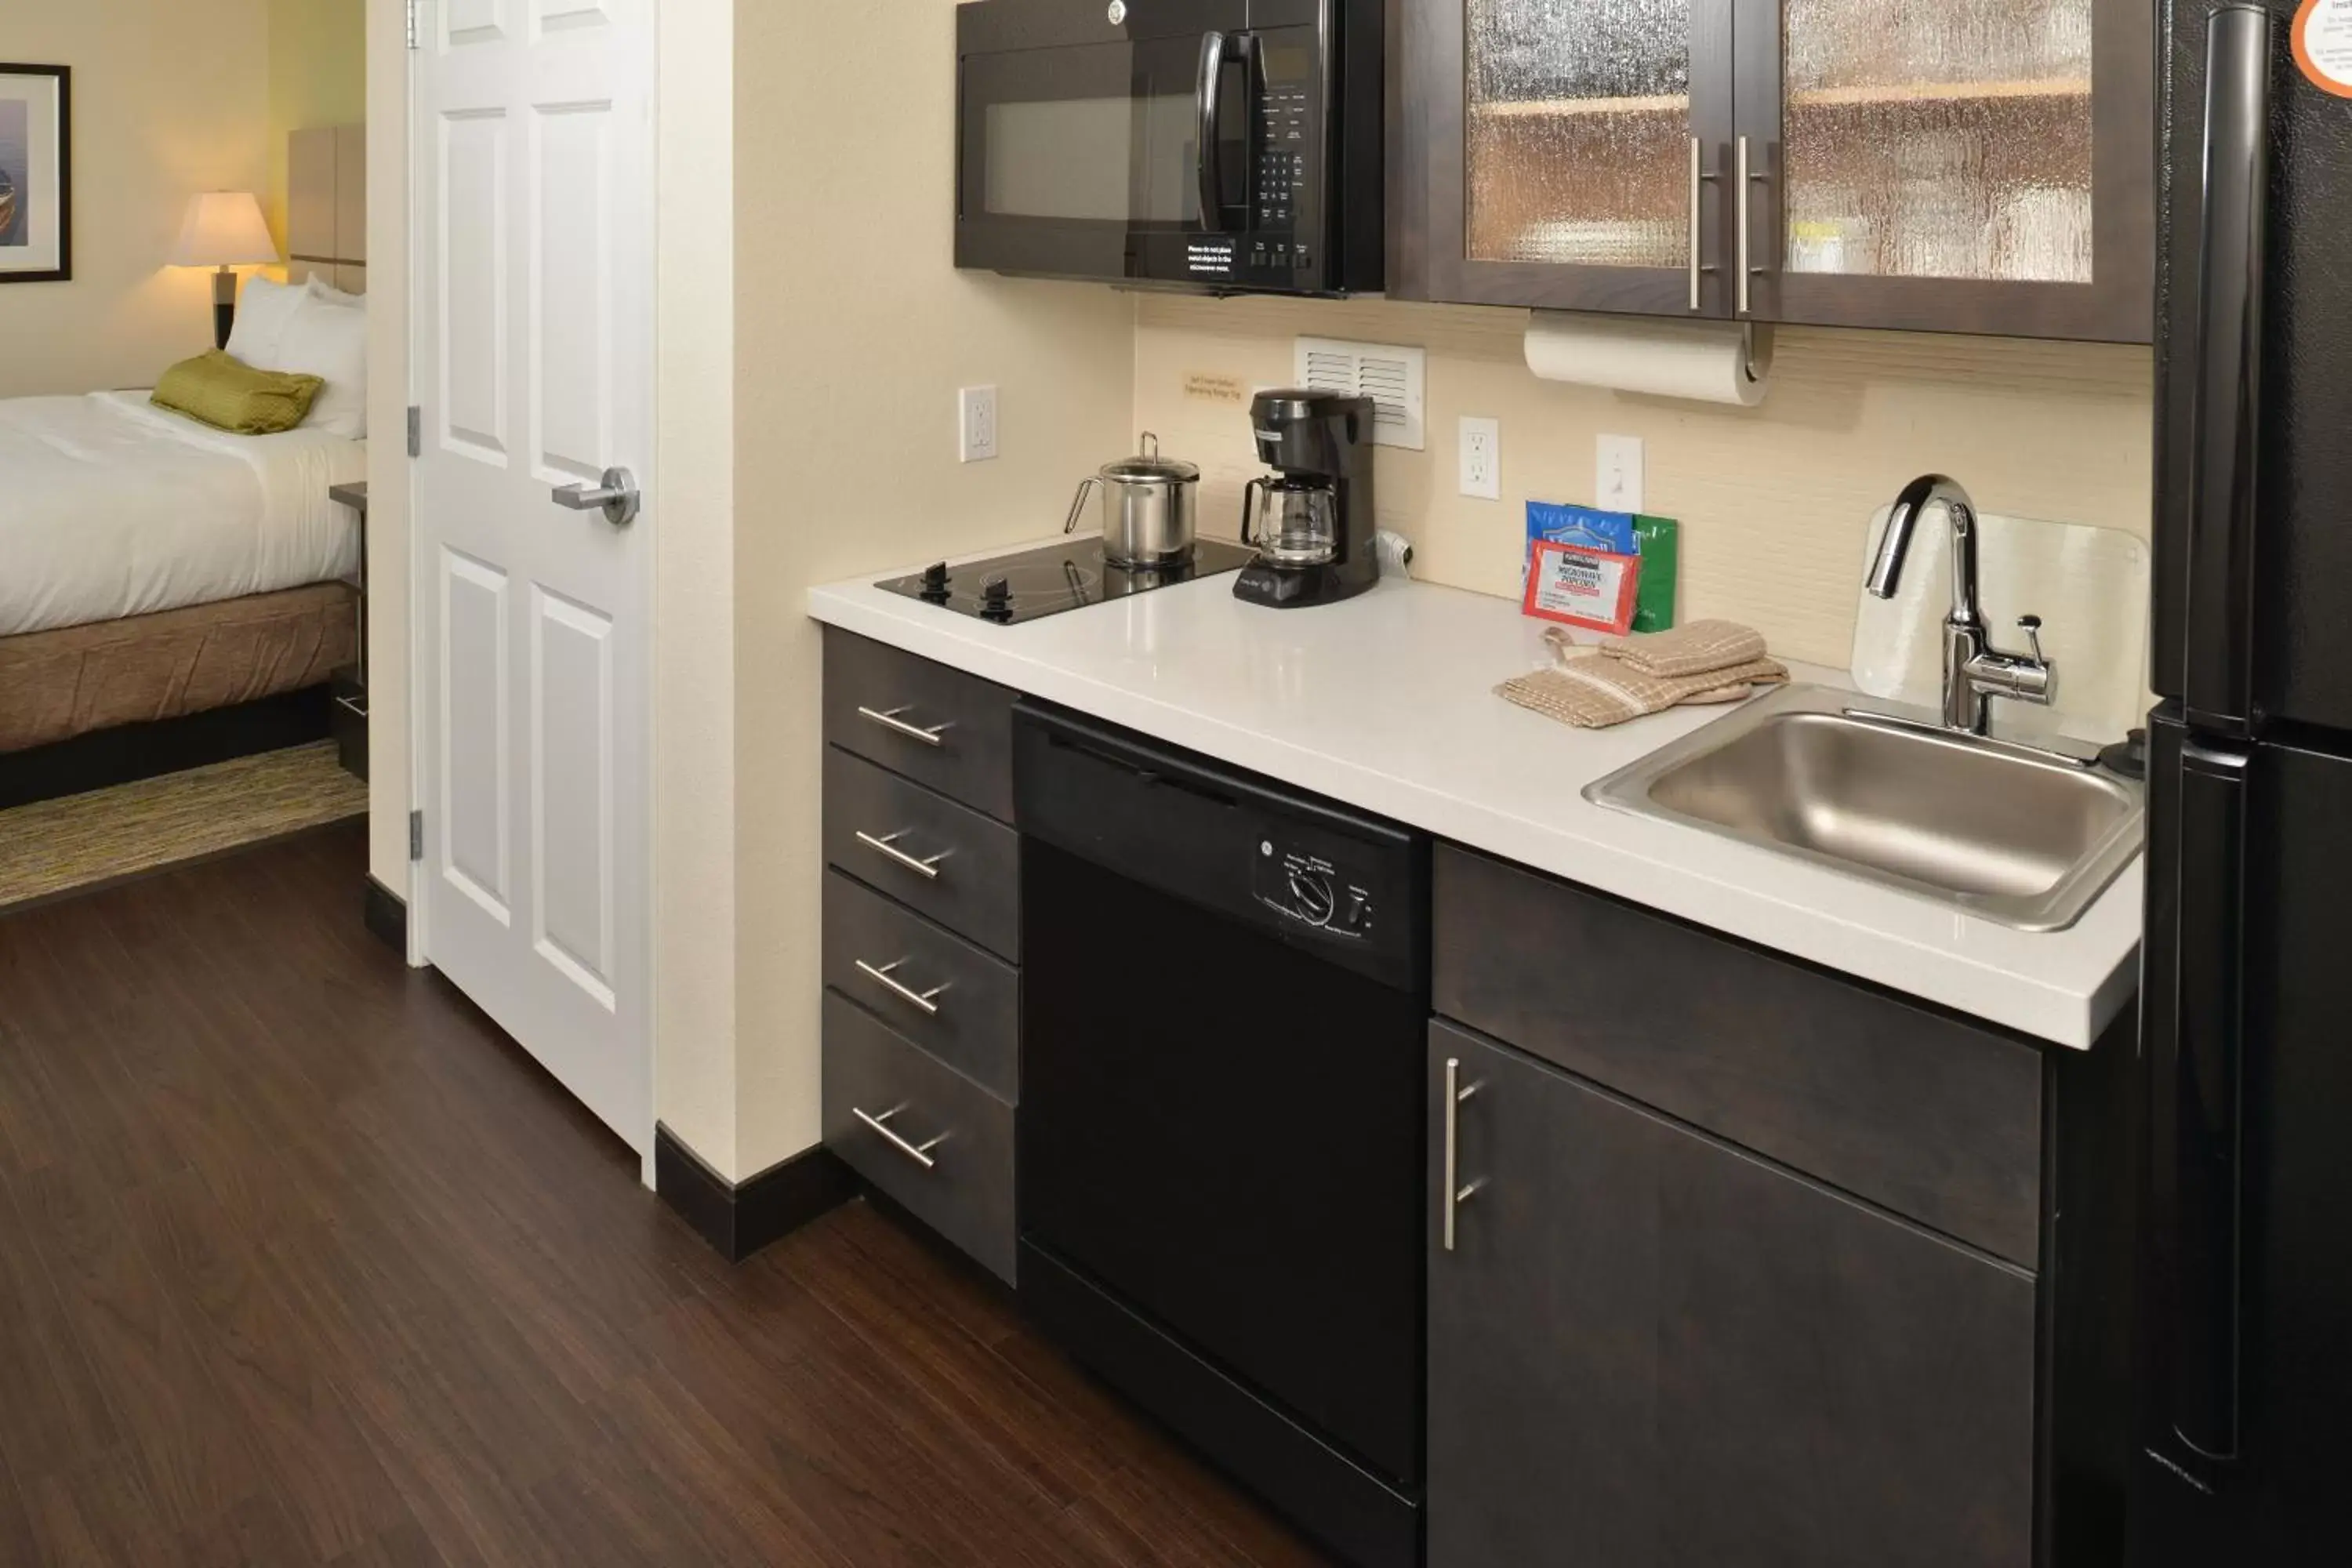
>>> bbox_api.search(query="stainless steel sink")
[1584,685,2145,931]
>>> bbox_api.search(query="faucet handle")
[2017,615,2048,666]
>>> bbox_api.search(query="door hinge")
[409,809,424,862]
[406,405,421,458]
[406,0,422,51]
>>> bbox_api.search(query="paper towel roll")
[1523,313,1773,406]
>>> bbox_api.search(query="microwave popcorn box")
[1523,503,1680,634]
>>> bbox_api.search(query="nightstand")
[329,481,368,780]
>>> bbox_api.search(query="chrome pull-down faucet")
[1866,474,2056,735]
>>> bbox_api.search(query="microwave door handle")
[2162,740,2252,1464]
[1196,31,1247,228]
[2183,5,2273,735]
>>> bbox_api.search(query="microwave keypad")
[1255,89,1309,230]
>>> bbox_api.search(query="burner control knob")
[921,561,949,589]
[979,574,1014,620]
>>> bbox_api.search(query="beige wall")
[0,0,272,398]
[364,0,411,899]
[1134,296,2154,670]
[727,0,1136,1178]
[265,0,365,253]
[654,0,743,1177]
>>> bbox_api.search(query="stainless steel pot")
[1066,433,1200,568]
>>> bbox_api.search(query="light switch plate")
[1596,434,1644,511]
[1459,416,1501,501]
[958,386,999,463]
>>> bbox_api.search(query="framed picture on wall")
[0,64,71,284]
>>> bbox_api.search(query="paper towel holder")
[1734,321,1773,387]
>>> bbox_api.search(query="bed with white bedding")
[0,390,363,637]
[0,391,367,755]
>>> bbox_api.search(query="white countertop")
[808,554,2141,1049]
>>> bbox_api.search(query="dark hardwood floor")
[0,821,1327,1567]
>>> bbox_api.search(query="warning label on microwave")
[2296,0,2352,97]
[1186,239,1236,277]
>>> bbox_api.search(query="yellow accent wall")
[266,0,365,253]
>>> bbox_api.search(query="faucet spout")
[1864,473,2053,736]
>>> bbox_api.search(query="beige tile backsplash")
[1134,294,2154,670]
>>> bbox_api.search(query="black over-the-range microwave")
[956,0,1384,297]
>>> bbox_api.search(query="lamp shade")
[169,191,278,267]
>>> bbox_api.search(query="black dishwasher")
[1014,701,1427,1568]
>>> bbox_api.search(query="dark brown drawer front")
[822,993,1015,1283]
[825,746,1019,961]
[1433,845,2044,1266]
[822,628,1015,822]
[822,869,1018,1100]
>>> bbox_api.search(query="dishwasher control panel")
[1254,838,1376,940]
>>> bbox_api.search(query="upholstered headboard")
[288,125,365,296]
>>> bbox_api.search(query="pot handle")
[1064,477,1098,535]
[1240,476,1265,546]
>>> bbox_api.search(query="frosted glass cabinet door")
[1733,0,2152,339]
[1408,0,1739,312]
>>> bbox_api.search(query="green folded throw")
[151,350,323,434]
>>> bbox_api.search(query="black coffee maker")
[1234,388,1380,610]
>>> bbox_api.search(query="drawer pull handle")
[858,705,952,747]
[855,829,948,880]
[855,1105,945,1170]
[1443,1058,1485,1253]
[855,958,947,1017]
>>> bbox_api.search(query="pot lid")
[1100,453,1200,484]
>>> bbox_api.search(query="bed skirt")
[0,583,358,755]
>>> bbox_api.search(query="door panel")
[1428,1021,2037,1567]
[441,549,510,916]
[415,0,652,1154]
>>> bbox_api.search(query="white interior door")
[412,0,652,1154]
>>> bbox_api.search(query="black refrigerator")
[2136,3,2352,1562]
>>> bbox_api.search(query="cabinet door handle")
[854,1105,946,1171]
[1688,136,1720,312]
[855,829,949,880]
[1737,134,1768,317]
[855,957,947,1017]
[857,705,952,748]
[1443,1058,1485,1252]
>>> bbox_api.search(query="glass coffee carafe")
[1240,476,1340,567]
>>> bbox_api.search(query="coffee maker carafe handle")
[1239,476,1267,546]
[1064,476,1099,536]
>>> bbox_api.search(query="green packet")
[1632,514,1679,634]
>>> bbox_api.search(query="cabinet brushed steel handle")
[855,829,948,880]
[1443,1058,1483,1252]
[854,1105,945,1171]
[857,705,952,747]
[1688,136,1720,312]
[855,958,947,1017]
[1737,135,1768,317]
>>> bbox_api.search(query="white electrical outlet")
[1596,433,1645,511]
[1459,416,1501,501]
[958,386,999,463]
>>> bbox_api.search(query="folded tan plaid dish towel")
[1499,619,1788,729]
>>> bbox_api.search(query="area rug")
[0,741,367,911]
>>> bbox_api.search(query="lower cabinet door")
[1427,1022,2038,1568]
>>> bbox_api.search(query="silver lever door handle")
[1443,1058,1485,1252]
[551,466,640,526]
[853,1105,945,1171]
[855,958,947,1017]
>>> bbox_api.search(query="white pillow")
[274,296,368,439]
[224,274,310,371]
[307,274,365,310]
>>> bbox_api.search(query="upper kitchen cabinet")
[1395,0,2154,341]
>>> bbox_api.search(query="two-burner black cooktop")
[876,538,1255,625]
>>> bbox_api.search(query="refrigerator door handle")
[2162,740,2252,1463]
[2183,5,2274,735]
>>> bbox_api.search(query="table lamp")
[169,191,280,351]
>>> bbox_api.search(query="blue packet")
[1524,502,1639,583]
